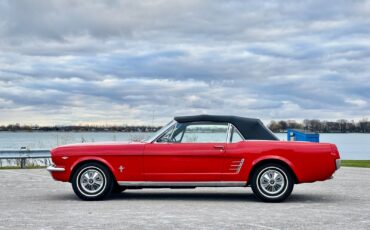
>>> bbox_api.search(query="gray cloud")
[0,0,370,125]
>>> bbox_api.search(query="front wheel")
[251,163,294,202]
[71,162,114,201]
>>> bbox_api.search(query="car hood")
[58,141,141,148]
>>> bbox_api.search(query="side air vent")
[229,158,244,173]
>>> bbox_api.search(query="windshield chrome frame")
[146,120,177,143]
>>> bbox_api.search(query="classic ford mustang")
[47,115,341,202]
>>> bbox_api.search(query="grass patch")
[341,160,370,168]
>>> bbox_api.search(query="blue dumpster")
[287,129,319,142]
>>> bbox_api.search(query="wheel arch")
[247,157,300,185]
[69,157,116,182]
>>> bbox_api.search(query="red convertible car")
[47,115,341,202]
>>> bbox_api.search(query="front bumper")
[335,159,341,170]
[47,165,65,172]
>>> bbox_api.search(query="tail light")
[330,144,340,158]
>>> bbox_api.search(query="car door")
[143,122,229,182]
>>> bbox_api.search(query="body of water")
[0,132,369,160]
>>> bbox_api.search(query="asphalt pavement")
[0,167,369,230]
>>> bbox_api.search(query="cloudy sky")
[0,0,370,125]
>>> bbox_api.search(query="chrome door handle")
[213,145,225,152]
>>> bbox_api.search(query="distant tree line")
[2,119,370,133]
[0,124,162,132]
[268,119,370,133]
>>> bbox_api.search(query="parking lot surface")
[0,167,369,230]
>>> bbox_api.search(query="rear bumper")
[335,159,341,170]
[47,165,65,172]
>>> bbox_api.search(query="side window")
[176,123,228,143]
[231,127,244,143]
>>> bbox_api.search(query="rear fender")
[251,155,302,183]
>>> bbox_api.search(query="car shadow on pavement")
[109,191,259,202]
[49,190,341,203]
[105,191,341,203]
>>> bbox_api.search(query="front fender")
[69,156,116,181]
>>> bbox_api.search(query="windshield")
[144,120,176,142]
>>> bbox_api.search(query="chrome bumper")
[47,165,65,172]
[336,159,341,170]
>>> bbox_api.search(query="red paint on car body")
[49,140,340,184]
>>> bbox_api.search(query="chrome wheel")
[251,163,294,202]
[79,169,104,193]
[259,169,285,195]
[76,166,107,196]
[72,163,114,200]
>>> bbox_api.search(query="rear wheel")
[251,163,294,202]
[71,162,113,201]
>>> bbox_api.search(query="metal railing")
[0,149,50,168]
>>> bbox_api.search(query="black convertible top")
[174,115,278,141]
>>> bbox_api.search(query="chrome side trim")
[46,165,65,172]
[117,181,247,187]
[336,159,341,170]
